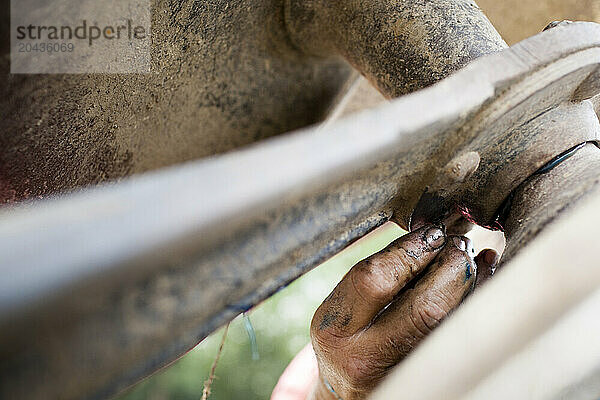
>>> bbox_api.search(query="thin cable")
[201,323,230,400]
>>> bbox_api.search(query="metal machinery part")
[503,142,600,261]
[0,0,353,203]
[0,1,599,400]
[0,0,503,204]
[284,0,506,97]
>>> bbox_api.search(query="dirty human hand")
[308,225,499,400]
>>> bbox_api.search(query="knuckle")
[343,353,378,388]
[342,347,392,391]
[310,330,330,354]
[310,288,353,340]
[310,326,338,353]
[310,309,347,347]
[410,294,452,337]
[382,335,410,360]
[393,246,423,276]
[310,312,326,332]
[351,246,422,303]
[350,259,399,303]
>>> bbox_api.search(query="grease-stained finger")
[362,236,476,362]
[311,224,446,339]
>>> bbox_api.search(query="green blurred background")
[117,223,405,400]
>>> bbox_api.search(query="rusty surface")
[410,100,600,230]
[336,0,600,121]
[0,0,353,204]
[285,0,506,98]
[0,0,511,206]
[503,143,600,262]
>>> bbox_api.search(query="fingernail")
[463,236,474,255]
[484,249,500,266]
[451,236,466,251]
[425,226,446,249]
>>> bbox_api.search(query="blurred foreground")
[118,224,406,400]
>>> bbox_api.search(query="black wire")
[534,142,588,175]
[491,141,595,230]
